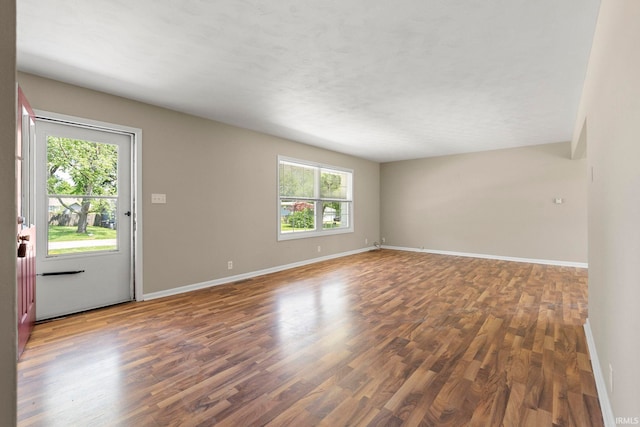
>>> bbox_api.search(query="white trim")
[34,109,144,302]
[584,319,616,427]
[381,245,589,268]
[144,247,374,301]
[133,128,143,302]
[277,225,354,240]
[278,155,354,175]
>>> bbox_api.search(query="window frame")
[277,156,354,241]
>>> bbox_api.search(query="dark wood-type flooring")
[18,250,603,426]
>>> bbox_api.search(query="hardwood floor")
[18,250,603,426]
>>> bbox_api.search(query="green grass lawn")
[48,245,117,255]
[281,224,314,232]
[280,222,343,232]
[48,225,117,242]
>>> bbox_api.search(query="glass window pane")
[320,169,348,199]
[47,197,118,256]
[279,162,315,198]
[322,202,350,229]
[280,200,316,233]
[47,136,118,197]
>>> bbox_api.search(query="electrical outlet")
[227,261,233,270]
[317,245,321,253]
[365,238,368,245]
[382,237,386,243]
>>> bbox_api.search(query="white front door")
[35,118,133,320]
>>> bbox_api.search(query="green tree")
[320,171,344,218]
[320,171,344,198]
[288,207,314,229]
[279,163,314,197]
[47,137,118,234]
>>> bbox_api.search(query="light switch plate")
[151,193,166,204]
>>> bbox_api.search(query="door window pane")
[47,197,118,256]
[46,136,120,256]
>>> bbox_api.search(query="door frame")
[33,110,143,301]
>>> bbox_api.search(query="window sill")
[277,227,354,241]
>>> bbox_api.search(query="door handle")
[17,234,29,258]
[38,270,85,276]
[124,211,131,217]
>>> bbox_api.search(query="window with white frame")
[278,157,353,240]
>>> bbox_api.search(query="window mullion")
[315,201,321,231]
[314,167,320,230]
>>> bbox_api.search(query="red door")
[17,86,36,358]
[17,227,35,357]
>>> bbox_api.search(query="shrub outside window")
[278,157,353,240]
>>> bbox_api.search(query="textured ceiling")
[17,0,600,162]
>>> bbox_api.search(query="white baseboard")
[381,245,588,268]
[584,319,616,427]
[143,247,374,301]
[145,246,586,301]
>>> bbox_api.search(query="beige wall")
[573,0,640,417]
[381,142,587,263]
[0,0,17,424]
[18,73,380,295]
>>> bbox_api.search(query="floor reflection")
[276,279,351,346]
[39,337,122,426]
